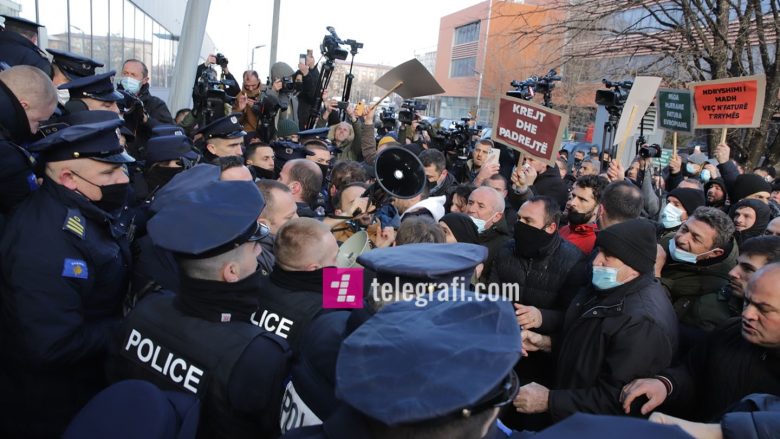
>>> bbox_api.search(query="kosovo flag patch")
[62,259,88,279]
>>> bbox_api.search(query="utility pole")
[269,0,280,72]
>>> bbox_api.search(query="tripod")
[339,40,363,121]
[306,57,336,130]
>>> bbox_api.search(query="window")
[450,56,476,78]
[454,21,480,45]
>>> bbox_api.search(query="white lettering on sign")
[512,103,547,122]
[250,310,294,338]
[497,127,549,154]
[124,329,204,394]
[280,380,323,433]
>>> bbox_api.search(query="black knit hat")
[595,218,657,274]
[440,212,480,244]
[732,174,772,202]
[668,188,706,216]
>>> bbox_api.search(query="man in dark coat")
[515,219,678,424]
[508,156,568,213]
[119,59,174,125]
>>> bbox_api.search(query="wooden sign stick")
[720,128,728,145]
[369,81,404,111]
[673,132,678,157]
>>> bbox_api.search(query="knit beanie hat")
[595,218,657,274]
[440,212,480,245]
[732,174,772,202]
[668,187,706,215]
[276,118,299,139]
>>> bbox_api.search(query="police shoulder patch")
[62,208,86,239]
[62,258,89,279]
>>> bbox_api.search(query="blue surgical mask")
[700,169,711,183]
[592,266,624,290]
[119,76,141,94]
[686,163,699,175]
[661,203,683,229]
[669,238,716,264]
[470,216,487,234]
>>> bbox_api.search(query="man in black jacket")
[515,218,678,424]
[509,156,568,212]
[119,59,174,124]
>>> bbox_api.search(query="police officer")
[196,112,246,163]
[46,48,103,107]
[140,134,199,199]
[0,115,134,437]
[0,64,57,216]
[279,243,488,434]
[283,287,521,439]
[110,179,291,439]
[58,70,124,114]
[0,15,51,75]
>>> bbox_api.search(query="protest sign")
[656,89,694,133]
[690,74,766,128]
[491,96,568,164]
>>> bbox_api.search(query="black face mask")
[251,165,276,180]
[146,166,183,193]
[316,163,330,181]
[73,171,130,213]
[566,209,595,226]
[574,158,583,165]
[513,220,555,259]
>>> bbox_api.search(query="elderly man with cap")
[110,179,291,439]
[58,70,124,114]
[516,218,678,424]
[0,115,135,437]
[196,112,246,163]
[0,65,58,216]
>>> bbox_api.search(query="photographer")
[189,53,239,129]
[266,62,300,129]
[233,70,262,132]
[294,51,319,130]
[193,53,240,100]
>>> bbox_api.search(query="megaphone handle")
[369,81,404,112]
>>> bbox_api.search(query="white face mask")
[661,203,684,229]
[57,89,70,106]
[470,216,487,234]
[669,238,717,264]
[119,76,141,94]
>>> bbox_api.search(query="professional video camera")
[595,78,633,116]
[252,93,286,143]
[432,118,482,182]
[193,55,238,127]
[508,69,561,107]
[377,106,397,137]
[397,100,427,125]
[321,26,348,61]
[639,143,661,159]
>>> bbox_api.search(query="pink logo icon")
[323,268,363,309]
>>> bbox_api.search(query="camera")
[639,143,661,159]
[215,53,229,69]
[595,79,633,114]
[193,65,237,127]
[336,101,350,110]
[278,75,301,93]
[321,32,348,61]
[398,100,427,125]
[507,70,561,106]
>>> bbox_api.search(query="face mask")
[146,166,183,193]
[513,220,555,259]
[251,165,276,180]
[686,163,699,175]
[660,203,684,229]
[470,216,487,234]
[700,169,711,183]
[57,89,70,106]
[566,209,595,226]
[73,171,130,213]
[669,238,717,264]
[574,158,583,165]
[592,266,625,290]
[119,76,141,95]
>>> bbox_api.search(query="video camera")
[215,53,229,69]
[508,69,561,107]
[193,65,237,127]
[397,100,427,125]
[432,118,482,182]
[321,26,349,61]
[595,78,633,115]
[377,106,397,137]
[639,143,661,159]
[252,93,286,143]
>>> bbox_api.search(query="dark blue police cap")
[336,295,521,425]
[46,48,103,79]
[297,126,330,141]
[38,109,120,137]
[148,180,268,258]
[146,135,198,164]
[63,379,200,439]
[196,112,246,140]
[59,70,123,102]
[28,114,135,164]
[533,413,693,438]
[151,124,187,137]
[149,164,220,213]
[1,15,42,33]
[357,243,488,286]
[270,140,314,163]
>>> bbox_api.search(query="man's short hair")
[0,65,57,106]
[175,108,191,119]
[331,160,367,193]
[739,235,780,263]
[243,70,259,81]
[691,206,736,249]
[274,217,330,268]
[484,173,508,191]
[333,182,369,212]
[217,155,245,173]
[527,195,562,227]
[476,139,494,149]
[124,59,149,78]
[573,175,608,203]
[395,216,445,245]
[419,149,446,173]
[601,181,643,222]
[681,177,705,191]
[256,179,291,217]
[177,245,244,281]
[287,159,323,205]
[245,141,270,159]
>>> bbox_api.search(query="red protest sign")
[690,74,766,128]
[491,96,568,164]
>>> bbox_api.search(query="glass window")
[144,14,153,70]
[123,0,135,64]
[454,21,480,45]
[134,6,144,60]
[109,0,123,73]
[92,0,110,70]
[17,0,37,22]
[38,1,69,51]
[69,0,92,56]
[450,57,476,78]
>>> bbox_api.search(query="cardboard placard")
[374,58,445,99]
[689,74,766,128]
[491,96,568,164]
[656,89,694,133]
[612,76,663,168]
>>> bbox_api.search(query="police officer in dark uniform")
[283,288,522,439]
[58,70,124,114]
[110,179,291,439]
[137,134,199,200]
[0,115,134,438]
[196,112,246,163]
[46,48,104,108]
[279,242,489,434]
[0,15,51,75]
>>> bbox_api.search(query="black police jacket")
[0,78,37,216]
[111,292,291,439]
[0,177,130,438]
[549,274,678,421]
[138,84,174,125]
[0,31,52,75]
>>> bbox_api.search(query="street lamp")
[251,44,266,72]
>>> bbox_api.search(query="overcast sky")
[205,0,480,80]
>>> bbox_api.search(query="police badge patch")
[62,258,89,279]
[62,208,86,239]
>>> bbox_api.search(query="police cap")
[28,113,135,164]
[196,113,246,140]
[1,15,41,35]
[357,243,487,287]
[532,413,694,438]
[151,124,187,137]
[46,48,103,79]
[59,70,123,102]
[271,140,314,163]
[149,164,220,213]
[148,180,269,258]
[146,135,198,164]
[38,109,120,137]
[336,295,521,425]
